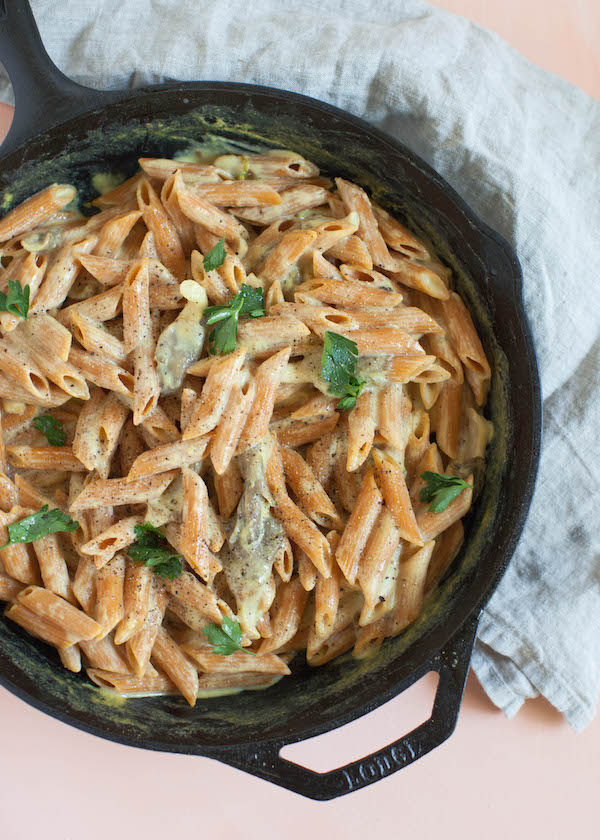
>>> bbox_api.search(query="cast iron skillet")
[0,0,541,800]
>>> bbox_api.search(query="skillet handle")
[218,614,480,800]
[0,0,108,156]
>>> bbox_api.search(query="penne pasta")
[0,148,493,700]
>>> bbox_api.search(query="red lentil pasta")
[0,147,493,705]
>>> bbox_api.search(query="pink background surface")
[0,1,599,836]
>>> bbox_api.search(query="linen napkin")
[1,0,599,731]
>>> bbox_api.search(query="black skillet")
[0,0,541,800]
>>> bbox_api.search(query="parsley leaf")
[202,617,256,656]
[203,237,227,272]
[0,279,30,320]
[33,416,66,446]
[237,155,250,180]
[419,471,472,513]
[0,505,79,549]
[205,284,265,355]
[128,522,183,580]
[321,331,366,411]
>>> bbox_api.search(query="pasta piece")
[214,150,319,180]
[180,467,211,581]
[272,412,339,448]
[357,508,402,609]
[269,493,332,578]
[186,180,282,207]
[346,391,376,472]
[416,475,473,542]
[426,520,464,591]
[377,383,412,452]
[236,347,291,453]
[308,625,356,666]
[308,561,341,657]
[183,348,246,440]
[126,436,209,482]
[136,179,186,279]
[160,171,197,255]
[6,446,85,472]
[80,515,143,569]
[79,635,129,673]
[210,380,255,476]
[233,185,330,226]
[68,346,135,399]
[58,644,82,673]
[387,541,436,634]
[305,426,341,489]
[372,449,423,545]
[185,639,291,674]
[388,255,450,300]
[31,236,97,315]
[279,446,342,530]
[69,311,127,364]
[123,260,160,424]
[94,210,142,258]
[138,158,221,182]
[270,302,358,333]
[237,316,310,357]
[86,668,176,696]
[295,277,403,308]
[372,203,430,259]
[5,602,82,648]
[126,580,168,677]
[32,533,71,601]
[71,556,96,615]
[114,561,153,645]
[0,253,48,332]
[0,185,76,242]
[429,382,463,459]
[259,578,308,654]
[95,552,125,636]
[177,187,248,246]
[0,574,24,602]
[213,461,243,519]
[258,229,317,287]
[335,178,396,270]
[326,233,372,268]
[151,626,199,706]
[16,585,101,640]
[441,291,491,404]
[165,571,226,623]
[69,471,177,512]
[335,470,383,584]
[0,337,52,402]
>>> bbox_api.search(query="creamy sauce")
[146,474,183,526]
[224,439,285,638]
[155,297,207,393]
[91,172,127,196]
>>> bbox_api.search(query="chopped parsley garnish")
[33,416,66,446]
[204,284,265,355]
[0,279,30,320]
[0,505,79,549]
[203,237,227,272]
[128,522,183,580]
[321,330,365,411]
[202,617,255,656]
[419,472,472,513]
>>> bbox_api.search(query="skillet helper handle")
[221,614,480,800]
[0,0,104,156]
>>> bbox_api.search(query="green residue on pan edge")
[0,100,512,740]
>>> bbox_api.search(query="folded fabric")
[1,0,599,730]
